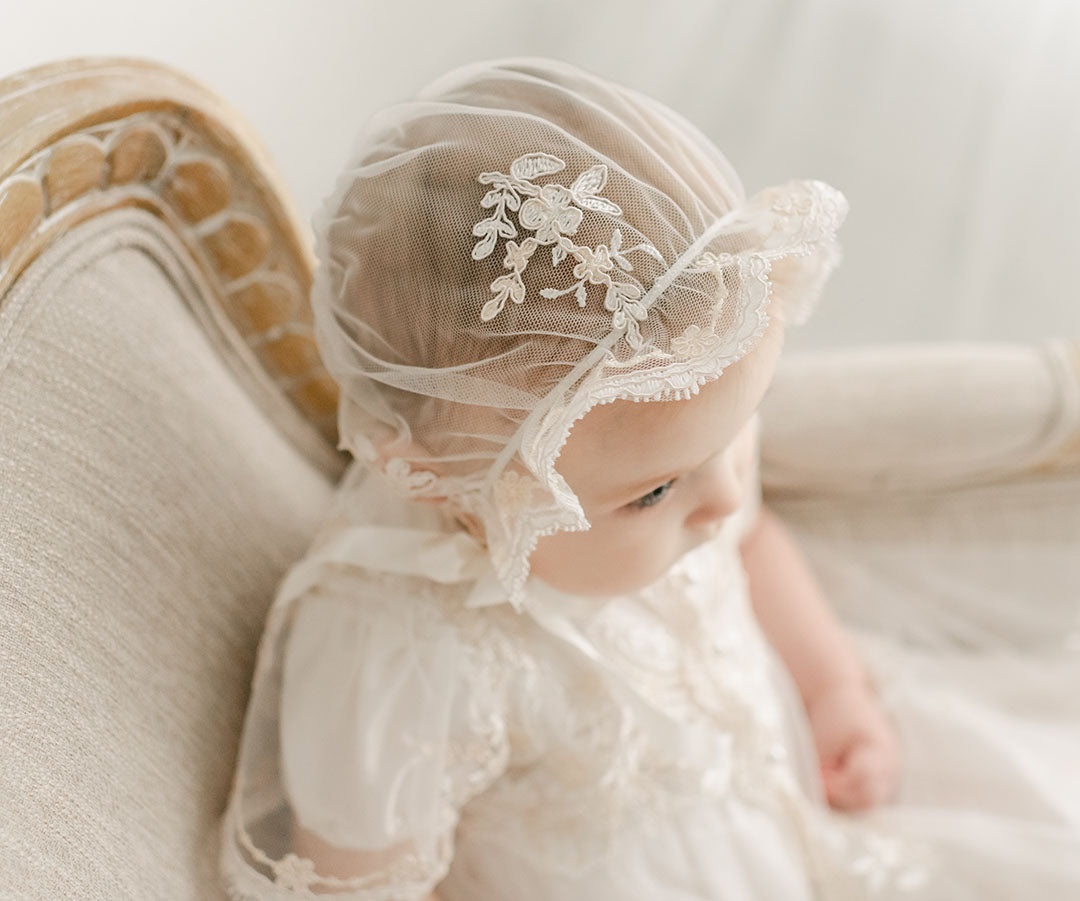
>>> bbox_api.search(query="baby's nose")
[684,453,744,529]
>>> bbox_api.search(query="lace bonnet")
[311,56,848,608]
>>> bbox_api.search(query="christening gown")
[220,411,1080,901]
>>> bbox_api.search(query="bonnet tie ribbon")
[273,523,509,612]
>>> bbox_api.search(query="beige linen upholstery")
[0,209,334,899]
[761,341,1080,652]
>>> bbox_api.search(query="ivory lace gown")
[222,414,1080,900]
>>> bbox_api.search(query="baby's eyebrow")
[594,453,710,510]
[610,468,685,504]
[595,405,763,509]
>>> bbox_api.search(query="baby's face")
[528,320,785,596]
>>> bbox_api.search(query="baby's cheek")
[528,529,598,594]
[531,512,691,596]
[529,522,675,597]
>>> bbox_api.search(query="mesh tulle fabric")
[310,56,848,607]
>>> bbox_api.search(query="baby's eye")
[629,478,676,510]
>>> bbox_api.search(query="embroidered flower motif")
[471,151,663,348]
[494,469,539,516]
[519,184,583,243]
[671,324,722,359]
[271,853,318,892]
[503,238,534,271]
[572,243,614,285]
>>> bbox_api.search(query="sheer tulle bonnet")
[307,56,847,608]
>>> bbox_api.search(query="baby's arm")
[738,504,900,810]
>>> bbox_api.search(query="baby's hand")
[806,679,901,811]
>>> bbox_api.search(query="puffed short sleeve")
[278,578,509,893]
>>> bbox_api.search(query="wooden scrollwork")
[0,57,344,478]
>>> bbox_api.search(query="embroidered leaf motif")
[471,227,499,261]
[631,241,666,264]
[471,206,519,260]
[576,194,622,215]
[480,297,504,321]
[571,164,623,215]
[571,164,608,197]
[609,228,630,270]
[510,152,565,181]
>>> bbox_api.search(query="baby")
[529,324,901,812]
[220,56,1080,901]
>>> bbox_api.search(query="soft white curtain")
[5,0,1079,348]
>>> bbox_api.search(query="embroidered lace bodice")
[440,510,812,878]
[232,413,928,901]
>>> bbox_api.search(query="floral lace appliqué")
[270,853,318,892]
[494,469,541,516]
[670,324,723,360]
[471,151,663,349]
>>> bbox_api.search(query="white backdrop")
[5,0,1079,351]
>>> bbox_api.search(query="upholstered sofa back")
[0,210,333,899]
